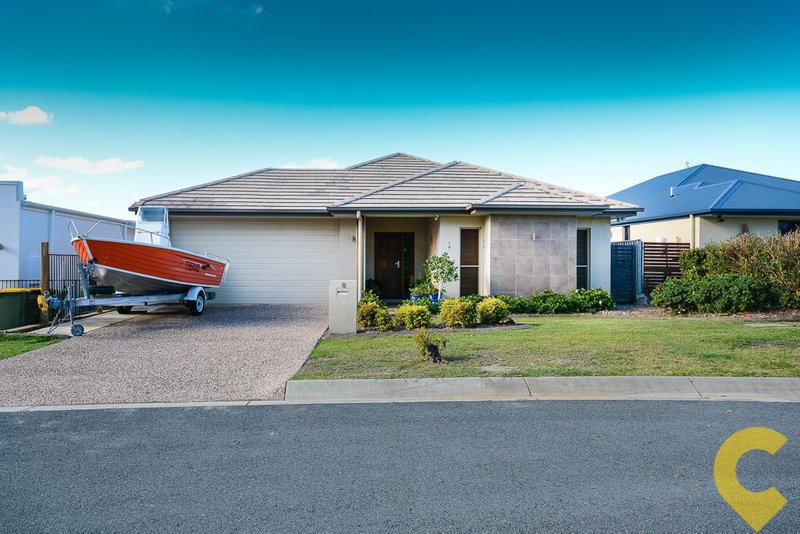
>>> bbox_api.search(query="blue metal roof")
[610,164,800,224]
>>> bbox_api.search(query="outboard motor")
[135,206,170,246]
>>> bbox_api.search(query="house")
[610,164,800,247]
[130,153,639,304]
[0,181,134,282]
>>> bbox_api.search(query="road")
[1,401,798,532]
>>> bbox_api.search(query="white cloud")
[0,163,80,198]
[34,155,144,175]
[24,175,81,197]
[0,163,28,180]
[281,157,342,169]
[0,106,53,125]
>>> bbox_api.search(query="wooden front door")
[374,232,414,300]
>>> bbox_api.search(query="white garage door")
[170,217,341,304]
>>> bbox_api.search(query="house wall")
[1,181,133,280]
[0,182,23,280]
[19,207,133,279]
[612,215,795,247]
[696,216,791,246]
[612,218,693,244]
[489,215,577,296]
[428,215,488,297]
[578,216,611,291]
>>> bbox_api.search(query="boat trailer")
[40,265,212,337]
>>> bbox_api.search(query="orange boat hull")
[72,237,229,293]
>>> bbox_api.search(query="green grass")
[0,333,61,361]
[295,316,800,380]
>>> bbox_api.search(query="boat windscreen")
[139,207,166,222]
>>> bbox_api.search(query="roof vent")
[669,187,675,198]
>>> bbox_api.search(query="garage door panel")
[169,218,342,304]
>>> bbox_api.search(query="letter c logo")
[714,427,788,532]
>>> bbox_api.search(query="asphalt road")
[2,401,798,532]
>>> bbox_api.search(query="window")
[778,220,800,235]
[139,206,166,222]
[460,229,480,295]
[577,229,589,289]
[623,225,630,241]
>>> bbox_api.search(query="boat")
[70,206,229,294]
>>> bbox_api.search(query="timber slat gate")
[642,242,690,293]
[610,242,638,304]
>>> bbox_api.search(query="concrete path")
[26,309,141,337]
[0,305,327,406]
[286,376,800,403]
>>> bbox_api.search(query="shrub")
[374,308,396,332]
[409,273,436,297]
[649,278,697,315]
[359,289,384,307]
[651,274,777,314]
[413,327,447,363]
[357,301,382,329]
[569,288,614,313]
[406,296,440,315]
[395,303,432,330]
[529,290,576,314]
[440,298,478,328]
[460,294,487,306]
[678,233,800,308]
[476,297,510,324]
[493,294,531,313]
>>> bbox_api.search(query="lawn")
[0,333,61,361]
[295,316,800,380]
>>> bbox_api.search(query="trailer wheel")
[117,306,133,315]
[189,292,205,316]
[71,324,85,337]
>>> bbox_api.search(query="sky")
[1,0,799,219]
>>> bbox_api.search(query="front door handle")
[395,260,401,268]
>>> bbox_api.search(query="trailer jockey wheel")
[189,292,205,316]
[71,324,85,337]
[117,306,133,315]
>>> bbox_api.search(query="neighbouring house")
[130,153,640,304]
[0,181,134,282]
[610,164,800,247]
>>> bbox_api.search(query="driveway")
[0,305,327,406]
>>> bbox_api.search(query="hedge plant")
[395,303,433,330]
[440,298,478,328]
[476,297,510,324]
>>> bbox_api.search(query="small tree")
[425,253,459,300]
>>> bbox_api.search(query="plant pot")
[411,294,440,305]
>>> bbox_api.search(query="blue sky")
[1,0,799,219]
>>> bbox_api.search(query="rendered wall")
[578,216,612,291]
[429,215,488,297]
[613,216,793,247]
[0,182,23,280]
[696,216,788,246]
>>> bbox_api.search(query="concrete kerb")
[2,377,800,412]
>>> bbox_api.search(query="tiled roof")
[334,161,637,213]
[133,153,639,216]
[132,153,441,213]
[610,164,800,224]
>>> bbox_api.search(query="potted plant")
[424,253,459,301]
[409,273,439,304]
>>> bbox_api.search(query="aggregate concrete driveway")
[0,305,327,407]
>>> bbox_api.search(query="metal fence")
[1,253,95,320]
